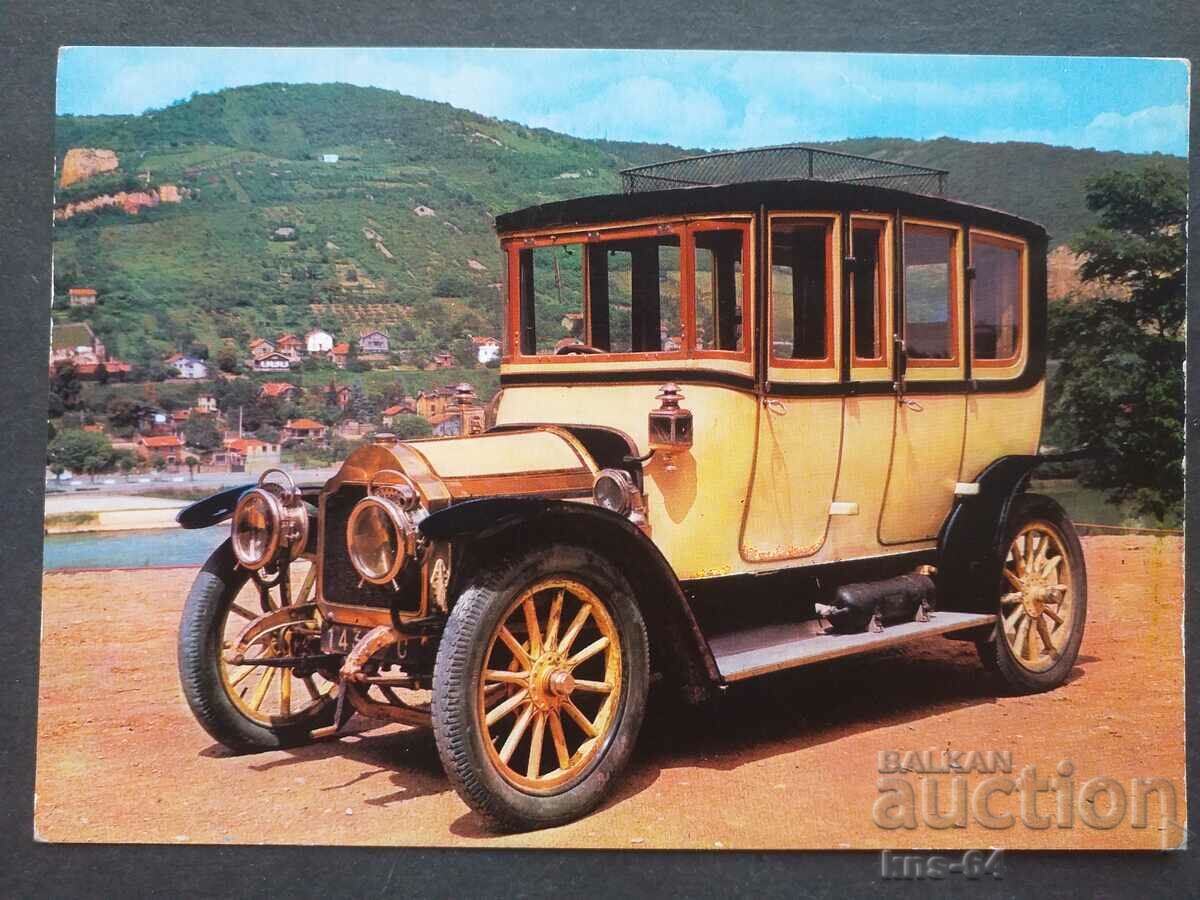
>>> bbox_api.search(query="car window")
[770,218,832,362]
[517,244,585,355]
[518,234,681,355]
[973,237,1022,362]
[903,224,957,361]
[851,222,886,362]
[694,229,745,352]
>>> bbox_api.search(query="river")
[43,526,227,571]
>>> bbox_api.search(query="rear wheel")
[432,545,649,831]
[177,539,341,752]
[978,494,1087,692]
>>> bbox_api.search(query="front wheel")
[978,493,1087,692]
[432,545,649,831]
[177,539,341,752]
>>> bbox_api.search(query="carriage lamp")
[346,469,421,587]
[648,383,693,471]
[230,468,310,570]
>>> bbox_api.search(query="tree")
[185,455,199,480]
[50,363,82,410]
[1046,164,1185,522]
[215,346,241,374]
[47,429,117,479]
[388,414,433,439]
[183,414,222,451]
[106,395,150,429]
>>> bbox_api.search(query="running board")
[709,612,997,682]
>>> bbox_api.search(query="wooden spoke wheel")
[999,521,1073,673]
[479,578,623,791]
[178,539,341,752]
[979,494,1087,692]
[220,560,338,726]
[432,544,649,832]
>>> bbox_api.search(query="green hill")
[52,82,1184,364]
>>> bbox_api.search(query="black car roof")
[495,178,1047,243]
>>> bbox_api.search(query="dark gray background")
[1,2,1196,895]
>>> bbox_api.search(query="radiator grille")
[321,484,421,611]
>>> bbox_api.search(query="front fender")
[176,482,323,529]
[420,496,720,698]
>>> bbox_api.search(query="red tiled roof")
[259,382,296,398]
[471,335,499,345]
[332,342,351,354]
[225,438,271,452]
[286,418,325,430]
[382,404,410,416]
[68,288,97,296]
[141,435,183,448]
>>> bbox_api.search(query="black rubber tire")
[177,539,337,752]
[978,493,1087,693]
[432,544,650,832]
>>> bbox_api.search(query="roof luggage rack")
[620,145,948,197]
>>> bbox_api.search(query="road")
[35,536,1184,849]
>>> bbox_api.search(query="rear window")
[972,236,1023,363]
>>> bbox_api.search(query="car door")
[740,212,843,562]
[878,219,968,545]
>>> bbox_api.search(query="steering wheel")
[555,343,605,355]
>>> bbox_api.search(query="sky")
[57,48,1190,156]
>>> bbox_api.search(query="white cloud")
[525,76,729,146]
[1079,104,1189,154]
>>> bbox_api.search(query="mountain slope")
[52,83,1184,364]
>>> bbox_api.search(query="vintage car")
[177,148,1086,831]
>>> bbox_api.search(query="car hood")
[325,427,597,510]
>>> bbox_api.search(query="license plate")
[321,623,370,654]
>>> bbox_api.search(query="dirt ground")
[35,536,1184,850]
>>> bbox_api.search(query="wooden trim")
[901,219,963,371]
[765,212,840,371]
[441,469,594,499]
[849,216,890,368]
[687,219,754,363]
[969,228,1028,369]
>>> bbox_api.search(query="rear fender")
[420,497,719,699]
[935,455,1039,613]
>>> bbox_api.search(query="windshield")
[509,221,748,360]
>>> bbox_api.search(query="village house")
[330,342,351,369]
[336,419,372,440]
[253,352,291,372]
[248,337,275,356]
[170,408,192,433]
[166,353,209,379]
[471,335,501,364]
[415,386,456,421]
[224,436,281,474]
[282,418,328,443]
[137,434,184,467]
[195,393,218,414]
[275,334,305,362]
[428,385,486,437]
[306,328,334,356]
[50,321,105,365]
[259,381,299,401]
[321,153,339,164]
[432,351,456,369]
[73,360,133,381]
[67,287,97,307]
[358,329,390,358]
[326,384,353,409]
[381,398,417,427]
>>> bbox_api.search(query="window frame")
[900,219,963,371]
[848,214,891,370]
[504,222,690,364]
[969,228,1027,370]
[687,218,754,363]
[766,211,840,372]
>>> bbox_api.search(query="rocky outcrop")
[53,185,187,221]
[60,148,119,188]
